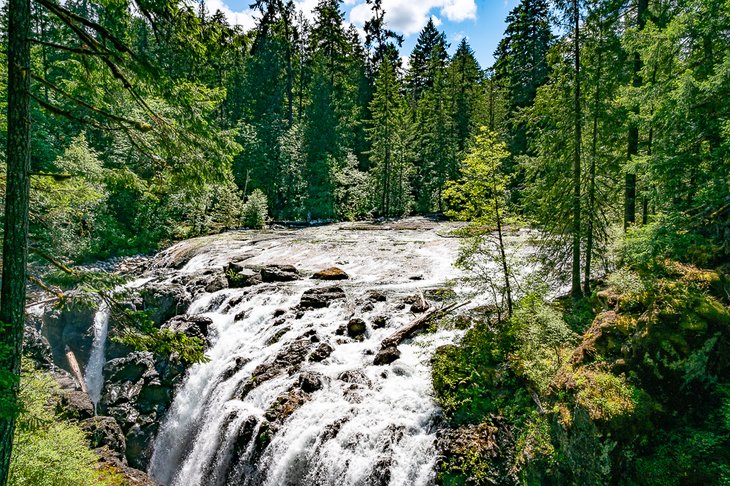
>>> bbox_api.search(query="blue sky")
[207,0,519,69]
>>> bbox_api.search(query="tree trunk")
[571,0,583,298]
[624,0,649,231]
[585,24,603,295]
[0,0,32,482]
[495,198,513,316]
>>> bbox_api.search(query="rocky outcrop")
[81,416,127,462]
[40,301,96,373]
[299,286,347,309]
[311,267,349,280]
[99,351,181,470]
[436,418,516,485]
[261,264,300,282]
[141,283,192,326]
[161,314,212,344]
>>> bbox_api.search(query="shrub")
[242,189,269,229]
[9,369,105,486]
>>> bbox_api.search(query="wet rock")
[56,389,94,420]
[237,339,314,399]
[264,389,311,433]
[299,371,325,393]
[372,315,389,329]
[141,283,192,325]
[162,314,212,343]
[40,302,96,373]
[266,327,290,345]
[81,416,126,461]
[104,352,157,384]
[361,302,374,312]
[99,351,178,470]
[347,318,367,339]
[405,294,430,314]
[226,267,260,288]
[311,267,349,280]
[309,342,334,362]
[373,346,401,366]
[204,274,229,293]
[221,356,250,382]
[338,369,371,387]
[261,264,300,282]
[273,308,287,317]
[299,286,347,309]
[367,291,387,303]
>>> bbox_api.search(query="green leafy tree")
[444,128,514,315]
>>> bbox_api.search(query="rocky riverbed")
[25,217,521,485]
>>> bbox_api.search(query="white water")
[85,301,111,407]
[84,277,153,409]
[148,219,469,486]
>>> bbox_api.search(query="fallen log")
[65,346,88,394]
[377,301,468,352]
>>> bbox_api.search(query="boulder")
[366,291,387,303]
[372,315,389,329]
[162,314,212,343]
[309,342,334,362]
[81,416,126,461]
[226,267,261,288]
[299,286,346,309]
[373,346,401,366]
[264,389,310,434]
[261,264,300,283]
[56,389,95,420]
[298,371,325,393]
[205,274,229,293]
[338,369,371,387]
[141,283,192,325]
[311,267,349,280]
[347,318,367,339]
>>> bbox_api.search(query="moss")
[573,369,637,421]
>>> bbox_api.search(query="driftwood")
[377,301,468,351]
[65,346,88,394]
[373,301,467,365]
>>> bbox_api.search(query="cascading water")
[85,277,152,409]
[85,301,111,407]
[147,219,470,486]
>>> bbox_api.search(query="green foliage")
[241,189,269,229]
[9,368,104,486]
[509,294,579,395]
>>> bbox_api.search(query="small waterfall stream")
[144,220,468,485]
[85,301,111,407]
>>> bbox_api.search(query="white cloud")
[212,0,477,38]
[440,0,477,22]
[348,0,476,37]
[203,0,258,30]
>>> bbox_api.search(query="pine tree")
[448,39,483,154]
[405,18,449,105]
[367,58,413,217]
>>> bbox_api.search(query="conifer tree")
[367,58,413,217]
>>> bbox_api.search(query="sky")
[207,0,520,69]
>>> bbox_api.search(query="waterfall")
[85,300,111,408]
[85,276,152,409]
[147,220,467,486]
